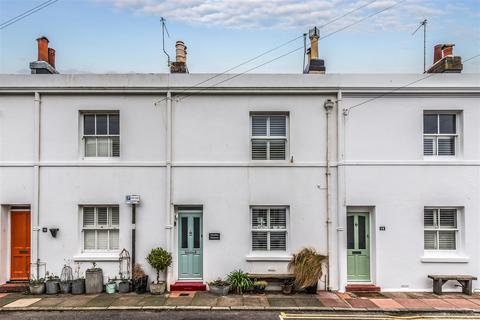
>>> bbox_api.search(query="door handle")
[352,251,361,255]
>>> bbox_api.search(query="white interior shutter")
[424,209,435,228]
[111,207,119,226]
[252,208,268,229]
[438,231,456,250]
[269,116,286,136]
[438,137,455,156]
[83,207,95,227]
[111,136,120,157]
[252,140,267,160]
[423,137,435,156]
[252,116,267,136]
[252,231,268,251]
[424,231,437,250]
[270,232,287,251]
[269,140,286,160]
[109,230,119,250]
[97,230,109,250]
[439,209,457,228]
[270,208,287,229]
[84,230,96,250]
[97,208,108,225]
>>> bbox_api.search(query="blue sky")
[0,0,479,74]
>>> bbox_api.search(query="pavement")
[1,291,480,315]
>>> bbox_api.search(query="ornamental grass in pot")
[226,270,252,294]
[288,247,327,294]
[132,264,148,294]
[253,280,268,294]
[146,247,172,295]
[208,279,230,296]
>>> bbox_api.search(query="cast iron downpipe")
[324,98,335,291]
[131,203,136,267]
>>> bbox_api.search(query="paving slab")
[345,298,379,309]
[57,295,97,307]
[3,298,41,308]
[420,298,455,309]
[84,294,117,307]
[468,299,480,306]
[243,296,268,307]
[293,297,323,307]
[382,292,410,299]
[31,297,65,307]
[110,294,146,307]
[316,292,339,299]
[0,293,9,298]
[318,298,350,308]
[395,298,430,309]
[140,295,166,306]
[216,296,243,307]
[444,298,480,309]
[268,297,297,307]
[370,298,405,309]
[165,297,192,306]
[191,292,218,306]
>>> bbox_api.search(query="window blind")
[251,207,287,251]
[424,208,458,250]
[251,114,287,160]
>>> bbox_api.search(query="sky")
[0,0,479,74]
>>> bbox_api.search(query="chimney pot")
[427,43,462,74]
[48,48,56,69]
[170,40,188,73]
[37,36,49,62]
[441,44,454,57]
[304,26,325,74]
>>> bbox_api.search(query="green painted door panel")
[178,211,203,279]
[347,213,370,282]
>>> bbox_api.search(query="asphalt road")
[1,311,480,320]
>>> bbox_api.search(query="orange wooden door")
[10,211,31,281]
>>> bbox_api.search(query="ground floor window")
[424,208,458,250]
[251,207,287,251]
[82,206,119,251]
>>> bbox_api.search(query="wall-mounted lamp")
[49,228,59,238]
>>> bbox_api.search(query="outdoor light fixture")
[324,99,335,111]
[49,228,59,238]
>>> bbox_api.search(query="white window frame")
[81,206,120,252]
[250,206,289,252]
[423,111,460,158]
[80,112,120,159]
[424,207,459,252]
[250,113,289,161]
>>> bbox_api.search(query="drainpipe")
[165,91,173,287]
[33,92,41,279]
[335,90,346,292]
[324,98,335,291]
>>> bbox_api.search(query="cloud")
[97,0,448,31]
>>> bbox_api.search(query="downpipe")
[324,98,335,291]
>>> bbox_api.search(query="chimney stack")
[304,27,326,74]
[170,40,188,73]
[427,43,462,73]
[30,36,58,74]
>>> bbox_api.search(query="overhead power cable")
[344,54,480,114]
[175,0,408,103]
[154,0,383,105]
[0,0,60,30]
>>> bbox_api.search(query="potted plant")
[29,277,45,295]
[71,263,85,294]
[106,278,117,294]
[132,263,148,294]
[45,273,60,294]
[208,279,230,296]
[226,269,252,294]
[253,280,268,294]
[282,279,294,295]
[146,247,172,295]
[118,276,130,293]
[288,247,327,294]
[85,262,104,294]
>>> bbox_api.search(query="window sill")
[245,254,292,262]
[73,252,120,262]
[421,255,469,263]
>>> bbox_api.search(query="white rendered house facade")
[0,73,478,292]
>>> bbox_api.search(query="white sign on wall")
[125,195,141,205]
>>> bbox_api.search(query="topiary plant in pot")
[226,269,252,294]
[146,247,172,295]
[288,247,327,294]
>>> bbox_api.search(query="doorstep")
[346,284,381,293]
[0,283,29,293]
[170,281,207,292]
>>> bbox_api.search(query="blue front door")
[178,210,203,279]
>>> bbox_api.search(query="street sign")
[126,195,140,205]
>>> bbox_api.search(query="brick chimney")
[304,27,326,74]
[427,43,462,73]
[170,41,188,73]
[30,36,58,74]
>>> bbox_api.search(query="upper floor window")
[82,206,119,251]
[251,114,288,160]
[424,208,458,250]
[423,113,457,156]
[251,207,287,251]
[83,113,120,157]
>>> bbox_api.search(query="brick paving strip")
[0,292,479,314]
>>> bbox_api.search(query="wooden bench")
[247,273,294,283]
[428,275,477,295]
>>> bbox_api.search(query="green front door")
[178,210,203,279]
[347,212,371,282]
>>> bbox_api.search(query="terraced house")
[0,36,478,293]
